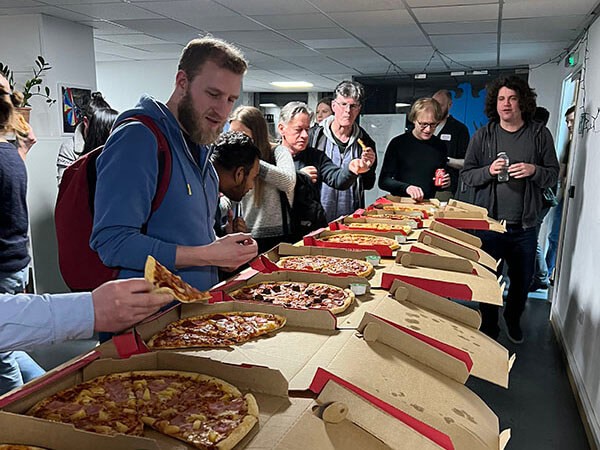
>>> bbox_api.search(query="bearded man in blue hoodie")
[91,37,258,293]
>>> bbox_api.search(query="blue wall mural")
[448,82,488,136]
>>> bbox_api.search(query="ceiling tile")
[128,43,185,53]
[284,28,354,40]
[502,15,587,33]
[300,38,365,49]
[66,2,163,20]
[215,30,288,43]
[329,9,414,27]
[250,13,334,30]
[375,46,438,61]
[112,19,202,44]
[214,0,317,15]
[0,0,44,7]
[134,0,232,17]
[318,47,387,61]
[503,0,598,19]
[413,4,499,23]
[309,0,405,13]
[95,52,130,62]
[423,20,496,34]
[351,25,429,46]
[407,0,497,6]
[83,20,142,35]
[99,33,170,45]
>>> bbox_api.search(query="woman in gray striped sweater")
[229,106,296,253]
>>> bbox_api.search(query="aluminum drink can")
[434,168,446,187]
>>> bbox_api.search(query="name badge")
[440,133,452,141]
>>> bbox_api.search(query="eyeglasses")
[334,100,361,111]
[415,120,438,130]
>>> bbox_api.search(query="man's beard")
[178,90,222,145]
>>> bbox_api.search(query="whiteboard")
[360,114,406,205]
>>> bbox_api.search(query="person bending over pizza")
[90,37,258,299]
[0,279,173,352]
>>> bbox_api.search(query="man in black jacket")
[461,76,559,344]
[277,101,374,238]
[309,80,377,221]
[432,89,470,199]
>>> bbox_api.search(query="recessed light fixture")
[259,103,278,108]
[395,102,411,107]
[270,81,314,88]
[450,71,465,76]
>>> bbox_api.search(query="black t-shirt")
[378,132,448,199]
[495,124,533,223]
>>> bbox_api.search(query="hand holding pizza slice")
[144,256,212,303]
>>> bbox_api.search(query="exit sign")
[565,53,578,67]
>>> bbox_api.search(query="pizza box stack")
[0,351,454,450]
[92,299,510,449]
[303,227,407,257]
[433,199,507,232]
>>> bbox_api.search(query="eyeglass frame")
[333,99,361,111]
[415,120,438,130]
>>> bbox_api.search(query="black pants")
[473,225,537,337]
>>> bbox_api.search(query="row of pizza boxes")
[0,198,511,450]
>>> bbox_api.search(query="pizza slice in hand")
[144,255,212,303]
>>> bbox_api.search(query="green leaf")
[38,56,45,65]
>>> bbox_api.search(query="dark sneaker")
[503,315,524,344]
[528,280,549,292]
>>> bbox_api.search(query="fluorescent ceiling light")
[395,102,410,107]
[259,103,278,108]
[270,81,314,88]
[450,71,465,76]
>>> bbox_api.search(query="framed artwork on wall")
[60,85,92,134]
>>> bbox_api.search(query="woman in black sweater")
[379,97,451,201]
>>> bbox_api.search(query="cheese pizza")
[276,255,374,277]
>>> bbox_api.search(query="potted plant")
[0,56,56,121]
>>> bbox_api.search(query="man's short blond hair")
[178,36,248,80]
[408,97,443,123]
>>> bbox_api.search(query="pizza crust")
[144,256,212,303]
[276,255,374,278]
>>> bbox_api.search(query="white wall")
[0,14,96,293]
[538,19,600,447]
[96,60,179,112]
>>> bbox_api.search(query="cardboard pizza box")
[97,312,508,449]
[433,211,507,233]
[341,214,423,229]
[429,220,483,247]
[380,252,504,306]
[328,219,416,236]
[419,228,499,271]
[208,268,382,329]
[376,195,442,208]
[303,228,408,257]
[381,279,515,388]
[0,352,447,450]
[250,243,379,278]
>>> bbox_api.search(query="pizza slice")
[144,255,211,303]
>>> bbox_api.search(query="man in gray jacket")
[461,76,559,344]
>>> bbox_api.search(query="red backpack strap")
[120,115,172,212]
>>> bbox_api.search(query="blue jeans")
[545,197,564,279]
[0,267,45,395]
[473,226,538,338]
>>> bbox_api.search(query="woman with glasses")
[378,97,451,201]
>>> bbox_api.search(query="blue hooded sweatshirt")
[90,95,219,290]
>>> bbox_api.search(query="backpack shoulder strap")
[310,126,327,150]
[122,115,172,213]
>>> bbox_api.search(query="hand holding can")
[434,168,446,187]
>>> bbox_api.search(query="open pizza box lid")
[376,195,441,208]
[207,268,382,330]
[384,279,515,388]
[303,228,406,257]
[433,212,507,233]
[340,215,423,229]
[0,351,450,450]
[419,228,499,271]
[380,252,504,306]
[250,242,379,278]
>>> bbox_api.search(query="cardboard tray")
[418,228,499,271]
[250,243,379,278]
[97,311,509,450]
[385,280,515,388]
[433,200,506,232]
[0,352,451,450]
[303,228,408,257]
[208,268,379,329]
[380,252,504,306]
[344,214,423,229]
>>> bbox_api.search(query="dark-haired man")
[91,37,258,296]
[461,76,559,343]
